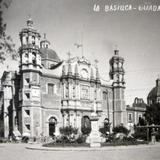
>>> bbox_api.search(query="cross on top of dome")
[114,45,119,56]
[27,15,33,28]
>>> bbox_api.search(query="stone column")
[28,34,32,44]
[28,51,32,63]
[68,81,72,99]
[55,122,60,136]
[75,83,78,99]
[88,106,101,147]
[69,111,75,127]
[22,35,27,45]
[89,115,101,147]
[3,100,10,138]
[78,84,80,99]
[76,112,81,132]
[63,83,66,99]
[36,54,40,66]
[35,37,39,46]
[63,112,68,127]
[3,86,12,138]
[90,86,94,101]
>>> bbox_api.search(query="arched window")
[103,92,107,100]
[32,52,36,65]
[32,36,35,45]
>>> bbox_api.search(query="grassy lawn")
[43,142,90,147]
[101,140,149,146]
[43,140,149,148]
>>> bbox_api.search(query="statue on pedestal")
[89,102,101,147]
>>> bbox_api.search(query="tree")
[137,117,147,126]
[0,0,18,63]
[133,115,148,141]
[144,103,160,125]
[99,121,110,137]
[112,124,129,135]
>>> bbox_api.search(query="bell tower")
[18,18,42,137]
[109,49,127,127]
[40,33,50,49]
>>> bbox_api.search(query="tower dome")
[40,34,60,69]
[40,48,60,62]
[147,79,160,105]
[109,49,125,87]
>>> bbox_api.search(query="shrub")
[105,133,114,142]
[59,126,78,137]
[132,127,148,141]
[0,122,4,137]
[155,131,160,141]
[99,122,110,137]
[58,126,79,144]
[112,125,129,135]
[76,134,87,144]
[81,126,91,135]
[22,136,29,143]
[56,135,70,144]
[0,137,8,143]
[101,137,148,146]
[45,133,87,146]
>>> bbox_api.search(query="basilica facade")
[0,19,127,138]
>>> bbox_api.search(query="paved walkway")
[1,143,160,160]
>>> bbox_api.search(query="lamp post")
[106,90,110,133]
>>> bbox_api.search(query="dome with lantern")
[40,34,61,69]
[147,78,160,105]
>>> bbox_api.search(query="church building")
[0,18,127,138]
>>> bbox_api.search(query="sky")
[1,0,160,105]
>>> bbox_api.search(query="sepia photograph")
[0,0,160,159]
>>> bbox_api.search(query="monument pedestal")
[88,114,101,147]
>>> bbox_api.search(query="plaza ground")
[1,143,160,160]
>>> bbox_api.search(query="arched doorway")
[81,116,91,135]
[48,117,57,136]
